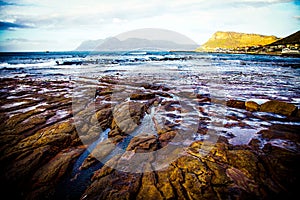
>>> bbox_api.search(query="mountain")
[76,37,199,51]
[197,31,279,51]
[75,39,104,51]
[115,28,197,45]
[94,37,199,51]
[266,30,300,46]
[75,28,199,51]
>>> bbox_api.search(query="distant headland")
[196,30,300,57]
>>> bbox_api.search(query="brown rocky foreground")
[0,76,299,200]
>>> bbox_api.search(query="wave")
[0,60,57,69]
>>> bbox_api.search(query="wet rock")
[258,124,300,142]
[95,87,113,96]
[99,77,118,84]
[83,168,142,200]
[297,109,300,118]
[206,161,230,185]
[110,102,146,136]
[4,145,54,182]
[130,93,156,100]
[261,144,300,198]
[3,108,46,132]
[90,107,113,129]
[260,100,297,116]
[83,135,300,200]
[226,167,259,195]
[2,120,76,163]
[126,134,158,152]
[154,91,172,98]
[227,149,259,180]
[136,172,164,200]
[27,147,85,199]
[227,100,246,109]
[80,139,116,169]
[79,125,102,144]
[161,100,180,112]
[141,83,170,91]
[158,131,177,147]
[245,101,260,111]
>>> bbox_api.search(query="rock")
[79,125,102,144]
[4,145,54,182]
[226,100,246,109]
[80,139,116,169]
[82,169,142,200]
[130,93,156,100]
[110,102,146,136]
[227,149,259,180]
[95,88,113,96]
[154,91,172,98]
[206,161,230,185]
[136,172,164,200]
[261,144,300,198]
[226,167,259,194]
[297,109,300,118]
[141,83,170,91]
[245,101,260,111]
[28,147,85,199]
[158,131,177,147]
[2,120,76,164]
[260,100,297,116]
[126,134,158,152]
[90,107,113,129]
[258,124,300,142]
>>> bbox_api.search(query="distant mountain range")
[197,31,279,51]
[76,29,300,52]
[76,37,199,51]
[76,28,199,51]
[76,37,198,51]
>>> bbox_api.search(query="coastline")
[0,51,299,199]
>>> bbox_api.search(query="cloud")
[5,38,29,42]
[0,37,56,51]
[0,0,295,31]
[215,0,293,8]
[0,21,32,30]
[294,16,300,20]
[0,0,298,51]
[0,0,16,6]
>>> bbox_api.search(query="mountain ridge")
[266,30,300,46]
[75,37,199,51]
[197,31,279,51]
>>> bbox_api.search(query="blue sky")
[0,0,299,51]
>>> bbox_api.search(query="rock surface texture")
[0,76,299,200]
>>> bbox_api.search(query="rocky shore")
[0,74,299,200]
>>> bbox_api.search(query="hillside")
[266,30,300,46]
[75,39,104,51]
[197,31,279,51]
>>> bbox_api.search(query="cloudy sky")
[0,0,299,51]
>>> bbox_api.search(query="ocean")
[1,51,299,105]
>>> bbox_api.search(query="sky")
[0,0,299,51]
